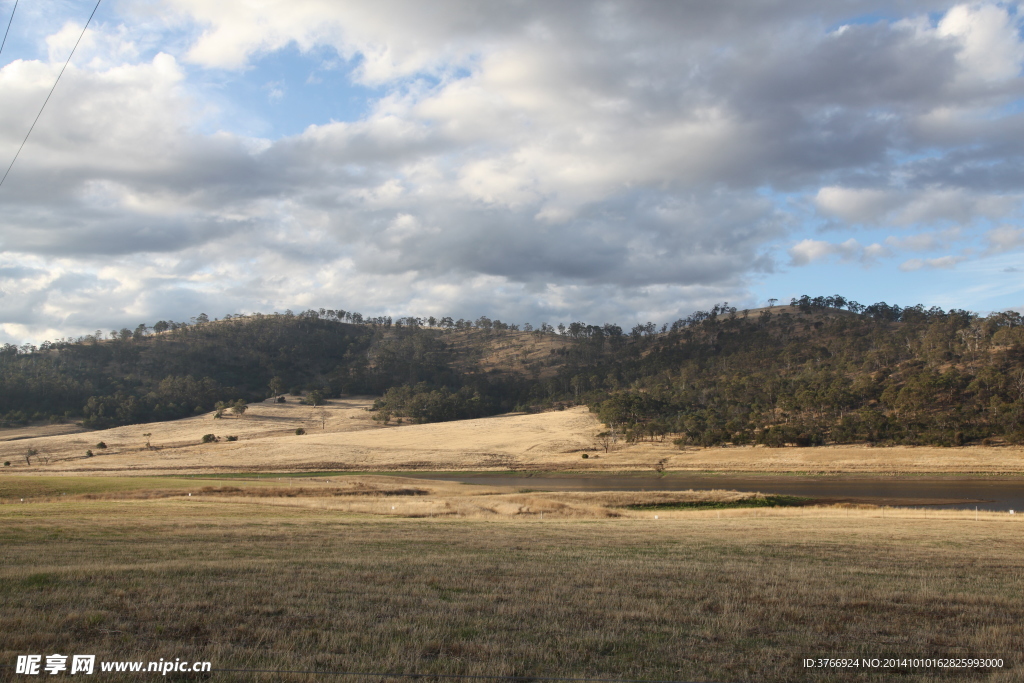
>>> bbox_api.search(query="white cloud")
[937,4,1024,82]
[788,238,885,266]
[815,187,902,224]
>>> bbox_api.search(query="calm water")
[410,472,1024,511]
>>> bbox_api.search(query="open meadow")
[2,474,1023,682]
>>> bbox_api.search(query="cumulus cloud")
[937,3,1024,82]
[2,1,1024,342]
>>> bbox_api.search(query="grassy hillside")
[3,296,1024,446]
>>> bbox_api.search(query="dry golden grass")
[2,491,1023,682]
[0,474,789,520]
[4,400,1024,476]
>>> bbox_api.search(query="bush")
[201,433,219,443]
[3,461,9,466]
[96,441,107,449]
[276,396,286,403]
[85,450,93,458]
[225,435,238,442]
[581,453,589,459]
[295,428,306,435]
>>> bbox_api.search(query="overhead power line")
[0,0,17,56]
[0,0,102,189]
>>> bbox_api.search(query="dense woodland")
[3,295,1024,446]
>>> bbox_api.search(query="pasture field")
[4,399,1024,476]
[1,475,1023,682]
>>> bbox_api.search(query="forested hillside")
[579,299,1024,447]
[3,297,1024,446]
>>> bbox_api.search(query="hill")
[2,296,1024,447]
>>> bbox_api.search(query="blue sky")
[191,45,378,138]
[1,0,1023,343]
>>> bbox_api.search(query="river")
[409,471,1024,511]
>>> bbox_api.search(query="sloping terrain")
[4,398,1024,476]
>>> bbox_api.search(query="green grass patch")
[625,495,811,510]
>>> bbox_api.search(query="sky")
[1,0,1024,344]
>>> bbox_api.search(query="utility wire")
[0,0,17,55]
[0,0,101,188]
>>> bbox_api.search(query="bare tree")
[313,407,329,430]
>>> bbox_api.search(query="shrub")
[276,396,286,403]
[295,428,306,435]
[201,434,219,443]
[85,450,93,458]
[3,461,9,466]
[96,441,107,449]
[226,435,238,442]
[581,453,589,459]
